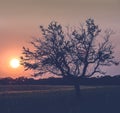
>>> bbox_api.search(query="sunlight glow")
[10,58,20,69]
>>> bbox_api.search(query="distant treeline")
[0,75,120,85]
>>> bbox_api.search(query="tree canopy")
[21,19,119,79]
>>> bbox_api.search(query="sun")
[10,58,20,69]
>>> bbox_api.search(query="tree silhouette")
[21,19,119,96]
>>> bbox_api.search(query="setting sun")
[10,58,20,69]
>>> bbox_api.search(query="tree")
[21,19,119,96]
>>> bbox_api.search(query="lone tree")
[21,19,119,96]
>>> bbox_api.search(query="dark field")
[0,85,120,113]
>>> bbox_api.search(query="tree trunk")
[64,76,81,97]
[74,78,81,98]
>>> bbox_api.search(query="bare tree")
[21,19,119,96]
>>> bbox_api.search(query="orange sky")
[0,0,120,78]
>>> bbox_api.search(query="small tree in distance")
[21,19,119,96]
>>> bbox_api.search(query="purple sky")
[0,0,120,78]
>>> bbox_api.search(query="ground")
[0,85,120,113]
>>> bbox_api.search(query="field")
[0,85,120,113]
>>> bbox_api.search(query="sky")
[0,0,120,78]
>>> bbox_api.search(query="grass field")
[0,85,120,113]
